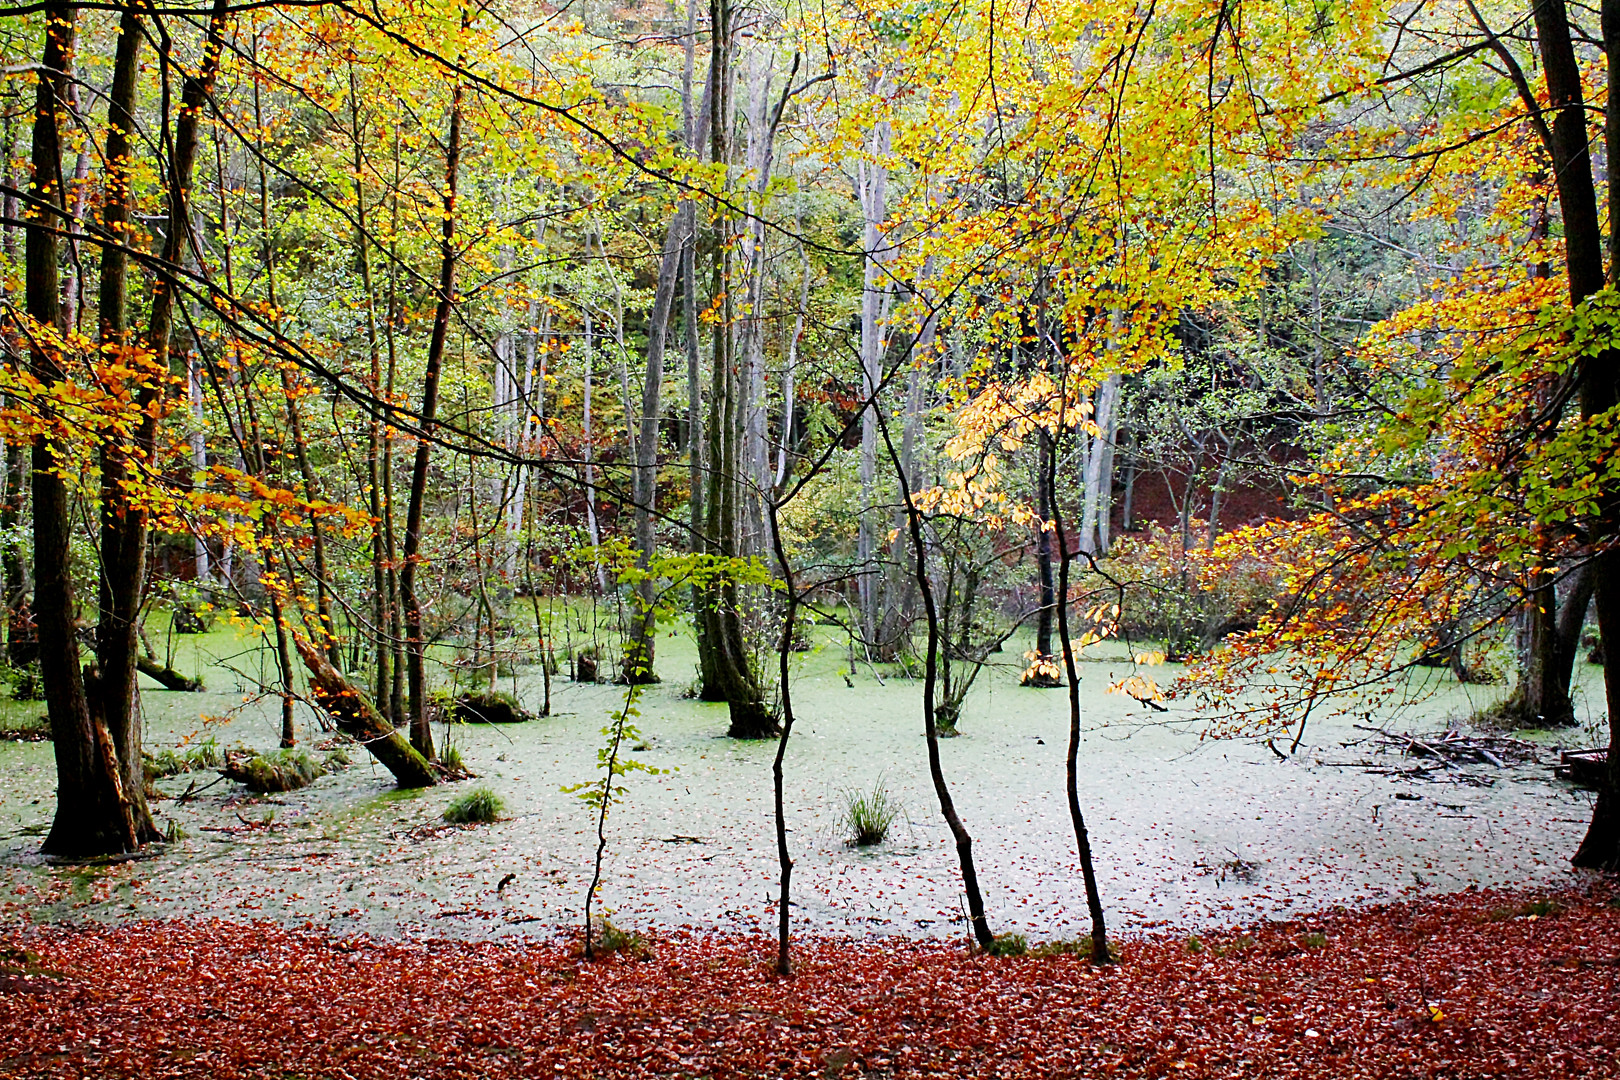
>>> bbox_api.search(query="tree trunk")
[1556,0,1620,868]
[878,408,994,949]
[401,82,463,763]
[137,653,202,693]
[624,210,687,684]
[95,0,228,845]
[30,4,139,858]
[1080,373,1119,554]
[1028,439,1061,685]
[91,4,159,844]
[855,111,892,651]
[692,0,771,737]
[292,636,437,788]
[1047,431,1111,963]
[1508,561,1592,727]
[351,75,393,726]
[2,102,32,664]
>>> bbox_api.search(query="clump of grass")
[1028,937,1120,961]
[144,737,224,780]
[444,785,503,824]
[1486,897,1564,922]
[1211,933,1258,958]
[440,742,466,775]
[841,778,900,847]
[587,917,649,959]
[1301,931,1328,949]
[0,712,49,742]
[982,933,1028,958]
[1029,937,1088,959]
[1185,935,1204,954]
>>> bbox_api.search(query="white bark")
[1079,374,1120,554]
[856,103,892,639]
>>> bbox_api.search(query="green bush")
[841,778,899,847]
[444,786,504,824]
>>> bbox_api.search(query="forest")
[1,0,1619,1075]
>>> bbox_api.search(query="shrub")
[0,712,48,742]
[1106,521,1279,659]
[444,786,504,824]
[841,779,899,847]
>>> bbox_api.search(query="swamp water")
[0,625,1603,943]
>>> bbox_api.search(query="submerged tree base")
[1475,692,1578,730]
[725,699,780,739]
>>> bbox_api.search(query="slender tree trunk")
[98,0,230,843]
[1080,373,1119,554]
[401,81,464,762]
[1028,439,1061,684]
[2,92,33,668]
[683,0,702,534]
[384,133,406,727]
[627,72,712,684]
[1047,431,1110,963]
[351,75,394,723]
[856,112,892,649]
[877,408,994,948]
[767,492,799,974]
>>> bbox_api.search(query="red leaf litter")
[2,885,1618,1078]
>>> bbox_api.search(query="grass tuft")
[841,778,900,847]
[444,786,504,824]
[144,737,224,780]
[982,933,1028,958]
[587,918,650,959]
[1486,897,1564,922]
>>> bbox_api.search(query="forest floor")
[1,882,1617,1078]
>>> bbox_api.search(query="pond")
[0,620,1603,944]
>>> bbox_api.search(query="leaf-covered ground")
[2,884,1617,1078]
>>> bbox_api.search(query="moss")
[227,747,324,793]
[453,691,533,724]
